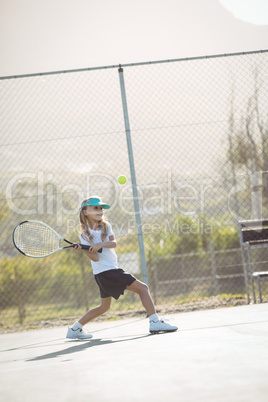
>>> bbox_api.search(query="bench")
[239,220,268,303]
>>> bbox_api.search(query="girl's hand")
[89,243,102,253]
[73,243,82,250]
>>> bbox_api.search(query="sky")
[0,0,268,77]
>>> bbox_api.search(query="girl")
[66,196,178,339]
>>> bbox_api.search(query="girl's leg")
[126,280,178,334]
[126,280,156,316]
[78,297,112,325]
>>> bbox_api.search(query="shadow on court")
[27,334,151,361]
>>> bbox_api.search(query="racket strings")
[14,222,60,257]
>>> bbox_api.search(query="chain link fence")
[1,50,268,331]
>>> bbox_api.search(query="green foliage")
[0,247,95,311]
[211,225,240,250]
[115,213,240,258]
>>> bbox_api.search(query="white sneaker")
[149,317,178,334]
[66,326,93,339]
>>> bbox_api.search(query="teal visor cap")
[81,197,110,209]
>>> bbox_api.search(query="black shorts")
[94,268,137,300]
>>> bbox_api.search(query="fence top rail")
[154,242,268,263]
[1,49,268,81]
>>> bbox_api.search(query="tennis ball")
[118,175,127,185]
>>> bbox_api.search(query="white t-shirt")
[79,222,118,275]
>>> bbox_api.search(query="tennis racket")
[13,220,102,258]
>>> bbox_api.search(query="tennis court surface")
[1,303,267,402]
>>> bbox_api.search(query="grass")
[0,298,141,329]
[217,293,246,300]
[173,293,247,305]
[0,304,87,328]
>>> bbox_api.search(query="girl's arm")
[89,235,117,253]
[81,249,99,262]
[73,244,99,262]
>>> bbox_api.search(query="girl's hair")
[79,197,109,242]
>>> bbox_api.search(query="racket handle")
[80,244,103,253]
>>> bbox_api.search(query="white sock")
[149,313,159,322]
[72,321,83,330]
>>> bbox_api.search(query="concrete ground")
[0,303,267,402]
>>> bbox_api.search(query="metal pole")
[246,243,256,303]
[228,109,250,304]
[118,65,149,286]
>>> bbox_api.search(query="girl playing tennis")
[66,196,178,339]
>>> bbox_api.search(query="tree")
[225,68,268,218]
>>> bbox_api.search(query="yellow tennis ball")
[118,175,127,185]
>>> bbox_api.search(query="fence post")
[148,250,157,305]
[118,65,149,286]
[237,223,251,304]
[14,265,25,325]
[209,239,219,295]
[80,262,89,311]
[246,242,256,303]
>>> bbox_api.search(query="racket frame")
[13,220,102,258]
